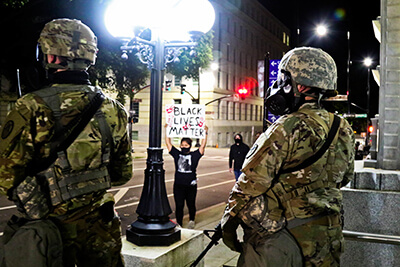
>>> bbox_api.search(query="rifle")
[190,223,222,267]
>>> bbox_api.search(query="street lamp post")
[364,57,373,145]
[105,0,215,246]
[315,25,351,113]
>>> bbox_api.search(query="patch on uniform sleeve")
[246,144,258,159]
[1,120,14,139]
[0,110,28,154]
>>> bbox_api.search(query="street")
[0,147,235,234]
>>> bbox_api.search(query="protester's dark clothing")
[170,146,202,185]
[169,146,203,226]
[229,143,250,171]
[173,183,197,226]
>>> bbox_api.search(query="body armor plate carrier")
[13,86,112,218]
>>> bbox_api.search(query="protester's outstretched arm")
[199,126,208,155]
[165,124,173,152]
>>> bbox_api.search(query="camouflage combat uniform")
[222,102,355,266]
[0,73,132,266]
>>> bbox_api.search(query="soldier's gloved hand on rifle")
[222,216,243,253]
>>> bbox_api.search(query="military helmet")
[38,18,98,70]
[279,47,337,91]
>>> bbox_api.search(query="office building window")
[131,131,139,141]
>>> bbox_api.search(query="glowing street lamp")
[364,57,374,121]
[105,0,215,246]
[364,57,373,67]
[315,24,328,36]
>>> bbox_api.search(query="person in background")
[229,134,250,181]
[165,125,208,229]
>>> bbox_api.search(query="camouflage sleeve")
[0,94,53,195]
[338,118,355,187]
[222,120,289,226]
[107,100,133,186]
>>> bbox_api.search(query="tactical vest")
[238,110,341,235]
[13,85,112,219]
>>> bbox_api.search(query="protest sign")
[165,104,206,138]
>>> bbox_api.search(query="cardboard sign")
[165,104,206,138]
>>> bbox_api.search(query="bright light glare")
[104,0,215,41]
[104,0,149,38]
[364,57,373,67]
[315,25,328,36]
[210,63,218,70]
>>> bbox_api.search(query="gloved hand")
[222,217,243,253]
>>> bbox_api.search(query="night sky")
[258,0,381,118]
[0,0,381,119]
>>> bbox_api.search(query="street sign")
[342,113,367,118]
[269,60,280,87]
[267,112,280,123]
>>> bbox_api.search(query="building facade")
[131,0,291,148]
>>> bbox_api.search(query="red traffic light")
[368,125,374,133]
[237,87,249,99]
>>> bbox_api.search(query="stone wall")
[378,0,400,170]
[342,170,400,266]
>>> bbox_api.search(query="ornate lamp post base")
[126,147,181,246]
[127,219,181,246]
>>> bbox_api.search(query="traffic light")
[131,102,139,123]
[237,86,249,100]
[180,84,186,94]
[165,80,172,91]
[368,125,374,134]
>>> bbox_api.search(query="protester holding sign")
[165,124,208,229]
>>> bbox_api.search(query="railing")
[343,230,400,246]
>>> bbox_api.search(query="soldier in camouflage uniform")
[0,19,132,266]
[221,47,355,267]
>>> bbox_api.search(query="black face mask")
[266,70,303,116]
[181,147,190,154]
[235,138,242,144]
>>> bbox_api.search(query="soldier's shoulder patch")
[0,110,29,154]
[1,120,14,139]
[246,144,258,159]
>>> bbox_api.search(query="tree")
[88,38,149,105]
[166,31,214,81]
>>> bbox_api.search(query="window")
[226,101,229,120]
[174,99,182,104]
[218,100,222,119]
[233,102,236,120]
[174,77,181,86]
[220,101,227,120]
[131,130,139,140]
[255,104,258,121]
[250,104,253,121]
